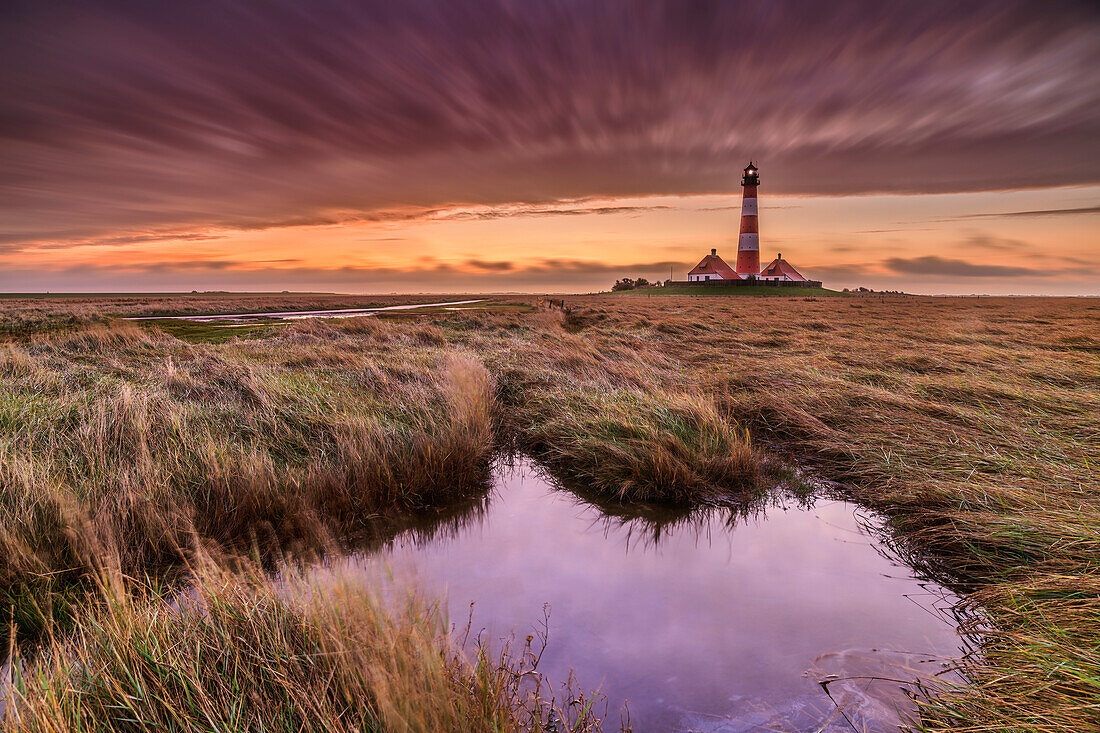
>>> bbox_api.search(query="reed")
[4,562,602,732]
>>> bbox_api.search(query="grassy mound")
[610,284,842,296]
[0,320,496,630]
[520,387,757,503]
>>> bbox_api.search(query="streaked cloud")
[2,0,1098,252]
[882,256,1091,278]
[0,257,685,293]
[955,205,1100,219]
[9,200,677,254]
[960,234,1030,252]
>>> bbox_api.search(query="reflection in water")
[335,458,964,733]
[351,488,494,555]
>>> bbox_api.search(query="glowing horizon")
[2,1,1097,295]
[5,184,1096,295]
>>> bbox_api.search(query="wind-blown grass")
[485,310,760,503]
[4,563,602,732]
[0,319,496,632]
[516,386,756,503]
[1,292,1097,730]
[457,294,1100,730]
[0,293,447,337]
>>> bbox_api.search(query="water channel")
[124,299,486,322]
[336,458,966,732]
[0,458,966,730]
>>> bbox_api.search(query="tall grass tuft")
[0,323,497,631]
[4,563,603,732]
[521,387,757,503]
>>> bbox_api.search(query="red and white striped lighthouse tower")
[735,162,761,277]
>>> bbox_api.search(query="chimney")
[710,248,717,256]
[778,252,782,260]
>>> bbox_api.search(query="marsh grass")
[4,562,603,732]
[459,294,1099,730]
[915,575,1100,732]
[136,319,289,343]
[2,292,1098,730]
[0,294,530,339]
[486,311,762,503]
[0,320,497,632]
[514,386,757,503]
[0,294,452,338]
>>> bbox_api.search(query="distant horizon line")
[2,290,1097,299]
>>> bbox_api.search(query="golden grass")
[2,291,1098,730]
[5,562,601,732]
[0,318,496,633]
[556,293,1100,731]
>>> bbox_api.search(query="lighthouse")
[680,161,823,288]
[735,162,760,277]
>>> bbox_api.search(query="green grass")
[611,284,843,296]
[140,319,290,343]
[138,302,533,344]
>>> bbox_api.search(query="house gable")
[688,250,740,280]
[759,255,807,281]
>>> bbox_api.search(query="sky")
[2,0,1098,295]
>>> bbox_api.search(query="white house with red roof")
[688,249,740,281]
[687,248,813,283]
[758,253,807,282]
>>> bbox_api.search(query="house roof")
[760,257,807,281]
[688,253,740,279]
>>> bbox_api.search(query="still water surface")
[344,459,963,732]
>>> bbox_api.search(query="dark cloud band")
[2,0,1098,247]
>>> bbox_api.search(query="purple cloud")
[1,0,1098,250]
[882,255,1092,278]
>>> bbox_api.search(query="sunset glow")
[2,0,1097,294]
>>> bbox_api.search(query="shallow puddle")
[341,459,965,732]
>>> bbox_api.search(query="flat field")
[0,292,1096,731]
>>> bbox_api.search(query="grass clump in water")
[522,387,757,503]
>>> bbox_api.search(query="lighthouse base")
[670,278,823,289]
